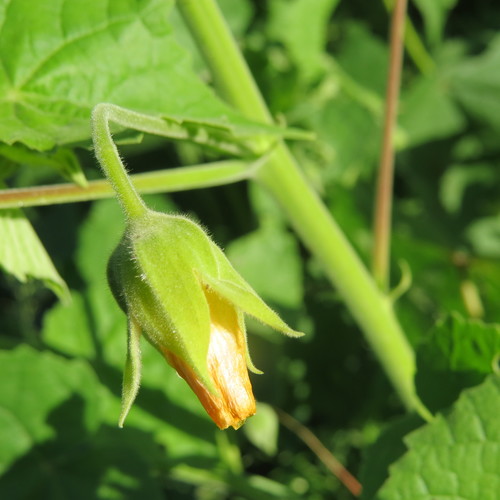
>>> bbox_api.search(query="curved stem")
[92,103,147,219]
[91,102,264,219]
[275,407,362,496]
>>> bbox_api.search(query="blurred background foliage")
[1,0,500,498]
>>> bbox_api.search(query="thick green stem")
[256,145,419,412]
[178,0,428,416]
[0,160,251,209]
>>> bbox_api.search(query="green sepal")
[202,244,304,338]
[117,212,217,392]
[119,316,142,428]
[237,309,263,375]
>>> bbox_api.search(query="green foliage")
[359,414,424,500]
[376,375,500,500]
[267,0,340,84]
[243,402,279,456]
[1,0,500,498]
[416,314,500,414]
[227,223,303,310]
[0,346,165,499]
[0,208,69,301]
[412,0,458,46]
[449,35,500,131]
[399,74,465,148]
[0,144,87,186]
[0,0,297,152]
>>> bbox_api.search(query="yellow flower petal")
[163,287,255,429]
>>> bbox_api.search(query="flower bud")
[108,210,303,429]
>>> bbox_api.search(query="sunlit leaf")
[450,35,500,130]
[0,208,69,301]
[243,402,279,456]
[268,0,340,83]
[412,0,458,46]
[0,346,165,499]
[376,375,500,500]
[416,314,500,414]
[0,0,303,152]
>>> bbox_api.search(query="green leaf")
[392,234,467,341]
[268,0,340,83]
[359,415,424,500]
[0,208,69,302]
[400,76,465,148]
[248,183,287,226]
[336,21,388,97]
[415,314,500,414]
[0,0,303,152]
[243,402,279,456]
[449,35,500,130]
[0,346,166,499]
[42,290,96,358]
[309,91,381,181]
[226,224,303,309]
[0,144,87,186]
[412,0,458,46]
[466,215,500,259]
[376,374,500,500]
[0,346,103,476]
[440,163,494,214]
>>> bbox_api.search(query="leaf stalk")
[0,160,251,209]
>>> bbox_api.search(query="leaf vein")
[0,0,15,84]
[18,11,139,90]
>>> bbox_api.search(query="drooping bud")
[108,210,303,429]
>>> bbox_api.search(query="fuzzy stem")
[92,103,147,219]
[0,160,251,209]
[91,102,264,218]
[177,0,429,418]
